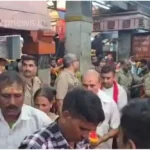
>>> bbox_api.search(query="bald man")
[82,69,120,149]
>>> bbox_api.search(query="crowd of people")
[0,52,150,149]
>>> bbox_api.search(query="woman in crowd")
[34,86,58,120]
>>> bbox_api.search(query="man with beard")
[91,55,98,67]
[0,71,51,148]
[116,59,133,91]
[82,70,120,149]
[116,59,143,98]
[101,65,127,112]
[21,55,41,106]
[19,88,105,149]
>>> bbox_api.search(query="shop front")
[93,12,150,60]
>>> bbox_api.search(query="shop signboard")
[93,14,150,31]
[132,34,150,60]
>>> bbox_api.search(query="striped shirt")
[19,121,89,149]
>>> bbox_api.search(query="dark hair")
[22,55,38,66]
[0,71,25,91]
[34,86,56,103]
[62,88,105,125]
[101,65,116,74]
[121,98,150,148]
[140,59,147,65]
[120,59,130,66]
[0,58,8,66]
[120,60,125,65]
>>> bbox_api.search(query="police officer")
[116,59,143,98]
[21,55,41,106]
[55,53,81,115]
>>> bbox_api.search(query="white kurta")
[102,83,128,112]
[96,90,120,149]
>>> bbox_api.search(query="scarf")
[101,80,119,103]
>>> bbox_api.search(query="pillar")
[7,35,21,59]
[65,1,93,73]
[37,55,50,84]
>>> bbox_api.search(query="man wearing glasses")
[55,53,81,115]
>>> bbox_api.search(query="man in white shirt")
[0,71,52,148]
[101,65,128,112]
[82,69,120,149]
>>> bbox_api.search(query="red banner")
[56,19,66,41]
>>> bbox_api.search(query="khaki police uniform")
[55,69,81,100]
[76,71,82,82]
[24,76,41,106]
[116,69,133,90]
[143,73,150,97]
[116,69,143,98]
